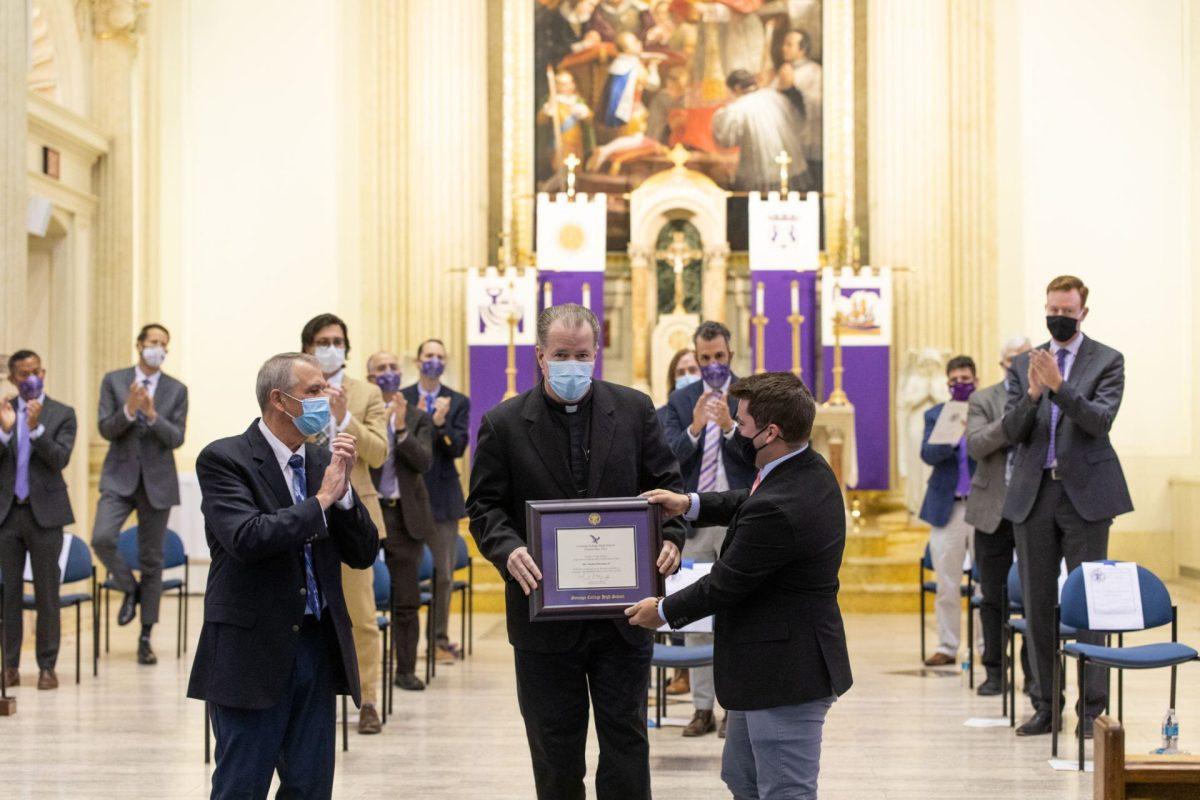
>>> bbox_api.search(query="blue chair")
[1054,563,1199,770]
[452,535,474,657]
[650,642,714,729]
[102,528,189,659]
[13,535,99,684]
[918,542,974,675]
[1003,562,1078,727]
[417,546,435,683]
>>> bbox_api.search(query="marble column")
[868,0,998,381]
[628,244,652,393]
[0,0,27,353]
[355,0,488,387]
[702,243,731,324]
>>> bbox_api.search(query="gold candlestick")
[788,312,805,378]
[751,280,767,374]
[824,310,849,406]
[542,280,552,309]
[503,306,519,400]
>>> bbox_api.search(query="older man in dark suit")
[369,351,437,691]
[189,352,378,798]
[91,323,188,664]
[629,372,853,800]
[1003,275,1133,737]
[468,303,685,800]
[0,350,77,690]
[965,336,1031,696]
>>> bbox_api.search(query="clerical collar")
[542,382,592,415]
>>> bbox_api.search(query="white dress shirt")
[122,366,162,421]
[326,369,353,437]
[685,375,738,492]
[683,443,809,522]
[257,419,353,514]
[0,393,47,445]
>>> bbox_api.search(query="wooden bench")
[1095,715,1200,799]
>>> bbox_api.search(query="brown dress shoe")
[37,669,58,691]
[434,645,457,664]
[682,709,716,737]
[718,713,727,739]
[358,704,382,735]
[666,670,690,695]
[2,667,17,687]
[923,652,956,667]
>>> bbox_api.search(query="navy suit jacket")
[188,421,379,711]
[661,378,757,494]
[401,383,469,522]
[918,403,976,528]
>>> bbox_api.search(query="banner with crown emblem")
[820,266,893,490]
[467,266,539,451]
[747,191,821,384]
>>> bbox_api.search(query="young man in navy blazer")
[919,355,978,667]
[630,372,853,800]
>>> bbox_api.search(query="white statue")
[895,347,951,516]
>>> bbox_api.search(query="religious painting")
[535,0,824,247]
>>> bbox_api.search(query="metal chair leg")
[1009,631,1018,727]
[75,604,81,684]
[1077,656,1086,771]
[204,702,212,764]
[104,586,110,654]
[342,695,348,752]
[176,588,183,660]
[967,598,975,688]
[919,565,926,662]
[1051,644,1061,757]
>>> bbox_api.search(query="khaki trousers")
[341,562,380,708]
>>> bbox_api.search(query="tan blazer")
[314,375,388,538]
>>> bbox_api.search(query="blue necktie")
[288,454,322,618]
[136,378,151,422]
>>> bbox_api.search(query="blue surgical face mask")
[675,373,701,391]
[283,392,331,437]
[546,360,594,403]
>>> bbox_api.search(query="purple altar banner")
[538,272,604,376]
[468,345,538,454]
[749,271,817,387]
[822,345,890,490]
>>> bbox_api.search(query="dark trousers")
[974,521,1030,681]
[209,615,338,800]
[380,504,423,675]
[1013,474,1110,717]
[92,482,170,625]
[514,621,653,800]
[0,505,63,670]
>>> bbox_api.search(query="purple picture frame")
[526,497,664,621]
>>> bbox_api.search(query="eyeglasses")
[314,338,346,348]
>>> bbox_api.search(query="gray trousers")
[682,525,724,712]
[1013,473,1110,717]
[722,696,835,800]
[429,518,459,646]
[92,483,170,626]
[0,505,63,670]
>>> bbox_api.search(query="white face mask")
[141,346,167,368]
[314,345,346,374]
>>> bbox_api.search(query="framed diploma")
[526,497,664,621]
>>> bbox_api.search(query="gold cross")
[774,150,792,194]
[654,230,704,314]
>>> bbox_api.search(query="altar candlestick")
[751,280,768,374]
[790,280,800,315]
[787,278,804,379]
[542,281,552,309]
[581,282,591,309]
[755,282,764,316]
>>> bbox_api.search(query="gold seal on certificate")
[525,498,664,621]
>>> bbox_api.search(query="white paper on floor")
[1048,759,1093,772]
[648,716,694,728]
[963,717,1010,727]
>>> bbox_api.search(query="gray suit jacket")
[97,367,188,509]
[0,395,77,529]
[965,381,1009,534]
[1001,336,1133,524]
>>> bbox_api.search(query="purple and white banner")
[467,267,539,452]
[820,267,893,490]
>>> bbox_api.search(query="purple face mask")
[700,361,730,390]
[373,371,402,393]
[949,381,975,402]
[18,374,44,402]
[420,357,445,379]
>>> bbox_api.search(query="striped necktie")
[288,454,323,618]
[697,391,722,492]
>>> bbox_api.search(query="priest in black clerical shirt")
[468,303,686,800]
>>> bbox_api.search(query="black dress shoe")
[976,676,1002,697]
[394,672,425,691]
[137,640,157,665]
[1016,709,1061,736]
[117,589,139,626]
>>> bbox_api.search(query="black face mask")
[743,426,774,454]
[1046,315,1079,342]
